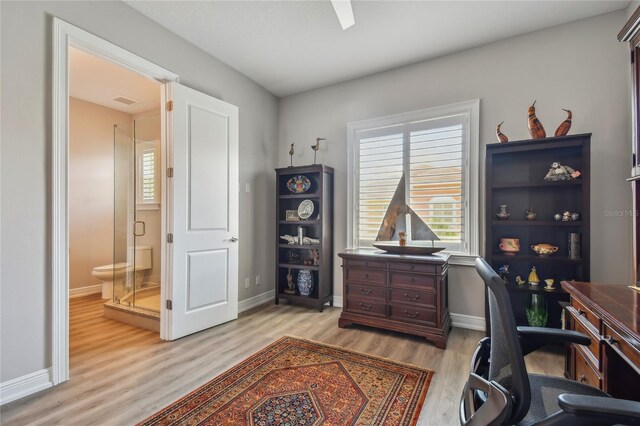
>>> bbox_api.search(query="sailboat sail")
[375,174,440,242]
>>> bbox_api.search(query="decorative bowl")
[530,243,559,257]
[286,175,311,193]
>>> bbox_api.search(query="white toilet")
[93,245,152,299]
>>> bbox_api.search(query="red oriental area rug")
[138,336,434,426]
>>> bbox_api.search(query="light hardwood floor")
[0,295,563,425]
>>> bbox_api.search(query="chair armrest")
[558,394,640,425]
[517,327,590,356]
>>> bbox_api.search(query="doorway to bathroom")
[68,47,163,330]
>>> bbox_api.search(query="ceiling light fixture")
[331,0,355,30]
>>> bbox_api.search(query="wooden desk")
[562,281,640,401]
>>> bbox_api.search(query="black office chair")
[460,257,640,425]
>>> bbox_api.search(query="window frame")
[347,100,480,264]
[136,139,160,210]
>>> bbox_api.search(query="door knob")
[230,237,239,243]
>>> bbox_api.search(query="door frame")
[52,18,179,385]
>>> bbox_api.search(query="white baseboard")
[451,313,486,332]
[332,295,343,308]
[0,368,53,405]
[69,284,102,298]
[239,290,275,313]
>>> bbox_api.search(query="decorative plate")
[286,175,311,193]
[372,242,445,255]
[297,199,314,220]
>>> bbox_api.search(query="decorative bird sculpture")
[496,121,509,143]
[527,100,546,139]
[554,109,572,137]
[288,143,295,167]
[312,137,325,164]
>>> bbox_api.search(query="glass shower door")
[113,123,137,305]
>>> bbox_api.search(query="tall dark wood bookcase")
[275,165,334,311]
[485,134,591,331]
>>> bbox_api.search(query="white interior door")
[164,82,239,340]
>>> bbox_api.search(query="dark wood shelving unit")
[485,134,591,332]
[275,164,333,311]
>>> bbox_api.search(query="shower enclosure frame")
[52,18,179,386]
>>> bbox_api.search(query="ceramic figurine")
[496,122,509,143]
[285,268,296,294]
[554,109,572,137]
[554,213,562,221]
[515,275,526,286]
[301,236,320,245]
[562,211,571,222]
[528,100,546,139]
[399,232,407,247]
[525,207,537,221]
[297,269,314,296]
[498,265,510,284]
[496,204,510,220]
[571,213,580,221]
[528,266,540,286]
[280,234,297,244]
[288,143,295,167]
[544,162,581,181]
[311,137,325,164]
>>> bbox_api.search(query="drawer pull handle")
[606,336,618,346]
[360,288,372,295]
[359,303,372,310]
[404,293,419,301]
[578,374,586,384]
[404,310,419,318]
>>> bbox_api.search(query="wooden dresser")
[562,281,640,401]
[338,250,451,349]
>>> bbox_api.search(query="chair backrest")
[475,257,531,424]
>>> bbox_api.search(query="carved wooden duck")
[554,109,572,137]
[528,100,546,139]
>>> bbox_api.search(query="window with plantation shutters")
[348,101,479,256]
[136,140,160,209]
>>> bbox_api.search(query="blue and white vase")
[297,270,314,296]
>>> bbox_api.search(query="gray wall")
[278,10,633,320]
[0,1,278,382]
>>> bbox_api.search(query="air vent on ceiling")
[113,96,137,105]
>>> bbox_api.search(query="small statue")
[498,265,510,284]
[554,213,562,221]
[544,162,581,181]
[399,232,407,247]
[515,275,526,286]
[285,268,296,294]
[310,249,320,266]
[562,211,571,222]
[554,109,572,137]
[280,234,297,244]
[528,100,546,139]
[311,137,325,164]
[525,207,537,221]
[496,122,509,143]
[528,266,540,286]
[301,236,320,245]
[288,143,295,167]
[571,213,580,221]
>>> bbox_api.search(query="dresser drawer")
[571,298,601,331]
[344,258,386,269]
[389,272,436,289]
[389,262,436,274]
[389,304,436,326]
[574,345,602,389]
[571,310,601,370]
[345,268,386,285]
[345,296,386,318]
[603,323,640,371]
[346,283,386,300]
[389,288,436,309]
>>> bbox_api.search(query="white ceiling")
[124,1,629,97]
[69,47,161,114]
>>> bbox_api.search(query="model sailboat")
[373,175,445,255]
